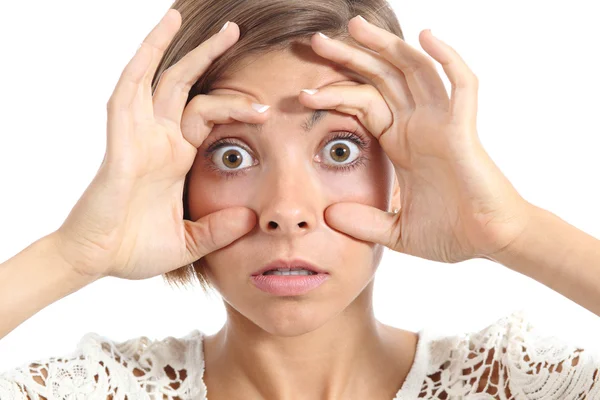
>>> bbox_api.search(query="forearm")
[487,204,600,317]
[0,234,99,340]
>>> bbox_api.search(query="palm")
[101,122,198,280]
[61,119,199,281]
[390,107,530,263]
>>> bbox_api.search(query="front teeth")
[264,270,316,276]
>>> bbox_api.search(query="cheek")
[187,144,395,221]
[321,146,394,209]
[186,167,255,221]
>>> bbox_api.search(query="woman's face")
[187,41,398,336]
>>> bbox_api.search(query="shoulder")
[417,310,600,398]
[78,329,207,394]
[0,329,206,400]
[78,329,205,366]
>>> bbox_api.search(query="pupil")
[223,150,242,168]
[331,144,349,161]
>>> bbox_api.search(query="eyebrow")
[244,109,329,134]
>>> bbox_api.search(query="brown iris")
[330,143,350,162]
[222,149,242,168]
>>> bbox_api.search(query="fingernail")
[318,32,330,40]
[301,89,318,95]
[252,103,270,113]
[357,15,367,23]
[220,21,230,33]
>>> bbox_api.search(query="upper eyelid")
[203,138,252,158]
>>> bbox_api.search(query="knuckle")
[471,73,479,88]
[189,220,213,257]
[106,97,124,113]
[373,70,393,89]
[183,94,209,124]
[202,216,220,255]
[380,36,396,55]
[401,60,420,76]
[371,71,387,88]
[337,53,355,71]
[161,66,178,84]
[161,66,190,95]
[364,84,380,98]
[387,216,402,250]
[457,68,479,90]
[357,85,378,117]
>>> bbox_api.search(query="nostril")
[268,221,278,229]
[298,222,307,228]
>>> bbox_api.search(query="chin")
[228,295,341,337]
[253,307,333,337]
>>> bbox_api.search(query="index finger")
[107,9,182,112]
[152,21,241,126]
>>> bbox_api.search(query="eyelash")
[202,128,371,179]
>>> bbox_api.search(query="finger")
[153,21,241,127]
[182,207,257,265]
[139,9,184,119]
[181,94,270,148]
[107,9,181,117]
[310,31,414,114]
[299,84,392,138]
[347,16,449,109]
[324,202,402,251]
[418,30,479,125]
[299,84,411,166]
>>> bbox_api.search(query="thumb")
[325,202,401,249]
[182,206,257,265]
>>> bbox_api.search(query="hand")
[55,11,265,280]
[299,16,533,263]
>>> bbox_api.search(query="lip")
[251,258,329,276]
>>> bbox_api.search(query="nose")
[257,166,319,237]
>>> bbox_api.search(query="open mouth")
[263,268,318,276]
[252,266,329,295]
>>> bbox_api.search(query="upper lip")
[252,258,328,276]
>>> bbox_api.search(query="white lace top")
[1,309,598,399]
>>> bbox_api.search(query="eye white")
[211,145,254,171]
[321,139,360,166]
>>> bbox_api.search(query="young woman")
[1,0,599,398]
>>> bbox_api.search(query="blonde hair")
[152,0,405,292]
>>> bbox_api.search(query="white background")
[1,0,599,372]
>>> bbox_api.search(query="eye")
[203,129,370,178]
[321,138,360,166]
[318,130,370,172]
[209,142,256,174]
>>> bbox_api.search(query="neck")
[202,281,415,400]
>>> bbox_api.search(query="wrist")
[0,233,100,339]
[484,202,541,266]
[45,232,104,284]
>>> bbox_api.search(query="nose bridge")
[257,144,320,237]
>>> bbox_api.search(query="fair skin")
[186,43,418,399]
[2,8,600,399]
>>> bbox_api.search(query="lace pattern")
[1,311,598,399]
[0,330,206,400]
[410,310,600,399]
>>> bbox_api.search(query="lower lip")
[251,273,329,296]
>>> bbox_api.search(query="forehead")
[208,40,369,102]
